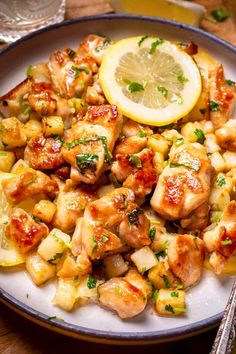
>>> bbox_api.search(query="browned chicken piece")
[114,136,147,156]
[203,201,236,274]
[151,143,212,220]
[0,78,32,119]
[48,49,94,98]
[85,76,106,105]
[5,208,48,253]
[180,202,210,231]
[124,269,152,297]
[71,217,83,256]
[81,220,127,260]
[118,203,151,248]
[209,64,236,129]
[215,119,236,151]
[112,148,157,198]
[208,251,227,275]
[76,34,112,65]
[2,169,58,204]
[57,249,92,277]
[53,187,96,233]
[121,119,153,138]
[62,105,123,184]
[167,234,205,288]
[98,269,150,318]
[84,187,135,229]
[24,135,65,170]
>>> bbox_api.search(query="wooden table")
[1,0,236,353]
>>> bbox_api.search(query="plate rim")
[0,13,234,343]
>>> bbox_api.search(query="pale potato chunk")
[209,187,230,211]
[153,152,165,175]
[155,289,186,316]
[181,122,202,143]
[147,134,169,157]
[53,277,77,311]
[76,274,102,303]
[148,261,176,289]
[23,119,42,139]
[204,134,221,154]
[103,254,129,278]
[25,252,56,286]
[223,151,236,171]
[32,200,57,223]
[131,246,158,273]
[0,151,15,172]
[209,152,225,173]
[11,158,29,175]
[38,228,71,264]
[42,116,64,137]
[0,117,27,148]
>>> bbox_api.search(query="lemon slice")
[99,36,202,126]
[0,172,25,267]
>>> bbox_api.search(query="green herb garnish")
[48,252,64,265]
[171,291,179,298]
[95,36,111,52]
[23,106,31,115]
[87,274,97,289]
[169,162,199,171]
[221,238,233,246]
[217,175,226,187]
[165,304,175,314]
[210,211,222,224]
[152,289,159,301]
[68,49,76,58]
[194,128,206,144]
[101,233,108,243]
[141,267,147,275]
[76,153,98,174]
[160,274,170,288]
[225,79,235,86]
[129,155,142,168]
[115,286,122,295]
[128,208,144,226]
[139,130,146,138]
[211,8,230,22]
[175,137,184,147]
[158,86,168,98]
[209,100,220,112]
[127,82,144,93]
[138,35,148,46]
[149,38,164,54]
[177,74,189,83]
[149,227,156,241]
[26,65,32,77]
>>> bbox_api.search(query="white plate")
[0,14,235,344]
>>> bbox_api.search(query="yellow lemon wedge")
[99,36,202,126]
[0,171,25,267]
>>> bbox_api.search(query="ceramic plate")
[0,14,235,344]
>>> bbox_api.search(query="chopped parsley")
[118,133,126,141]
[23,177,36,186]
[0,151,7,156]
[68,49,76,58]
[127,81,144,93]
[23,105,31,115]
[128,208,144,226]
[149,227,156,241]
[138,35,148,46]
[221,238,233,246]
[26,65,32,77]
[216,175,226,187]
[32,216,42,224]
[140,267,147,275]
[76,153,99,174]
[165,304,175,314]
[157,86,168,98]
[95,36,111,52]
[72,65,89,78]
[101,233,109,243]
[209,100,220,112]
[169,162,199,171]
[92,235,98,254]
[48,316,64,321]
[177,74,189,83]
[175,307,187,313]
[199,108,206,115]
[87,274,97,289]
[149,38,164,54]
[115,286,122,295]
[18,95,24,106]
[48,252,64,265]
[160,274,170,288]
[225,79,235,86]
[152,289,159,301]
[210,211,222,224]
[129,155,142,168]
[155,249,167,260]
[211,8,230,22]
[194,128,206,144]
[26,293,29,299]
[175,137,184,147]
[139,130,146,138]
[171,291,179,298]
[109,173,122,187]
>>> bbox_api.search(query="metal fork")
[211,279,236,354]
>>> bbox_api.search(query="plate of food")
[0,14,236,344]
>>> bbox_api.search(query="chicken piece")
[0,78,32,119]
[57,249,92,277]
[215,119,236,151]
[167,234,205,288]
[98,269,149,318]
[0,117,27,149]
[81,220,127,260]
[151,143,212,219]
[112,148,157,197]
[48,49,94,98]
[24,135,65,170]
[77,34,112,65]
[125,268,152,297]
[84,187,135,229]
[118,203,151,248]
[62,105,123,184]
[180,202,210,231]
[85,76,106,105]
[114,136,147,156]
[209,64,236,129]
[203,201,236,270]
[5,208,48,253]
[2,169,58,204]
[208,251,227,275]
[122,119,153,138]
[71,217,83,256]
[53,187,96,233]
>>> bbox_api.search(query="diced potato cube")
[155,289,186,316]
[131,246,158,273]
[38,228,71,264]
[201,121,214,134]
[42,116,64,137]
[0,151,15,172]
[148,261,176,289]
[32,200,56,223]
[181,122,202,143]
[25,252,56,286]
[143,206,165,227]
[223,151,236,171]
[153,152,165,175]
[68,98,88,114]
[214,173,233,193]
[53,277,76,311]
[209,152,225,173]
[11,158,29,175]
[161,129,183,143]
[23,119,42,139]
[29,63,51,83]
[209,187,230,211]
[0,117,27,148]
[76,274,102,303]
[103,254,128,278]
[147,134,169,158]
[97,184,115,198]
[204,134,221,154]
